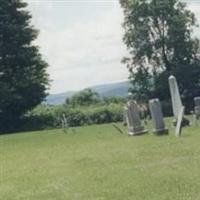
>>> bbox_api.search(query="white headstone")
[149,99,168,135]
[168,75,190,127]
[168,75,183,119]
[126,100,148,136]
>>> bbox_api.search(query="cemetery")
[1,74,200,200]
[1,0,200,199]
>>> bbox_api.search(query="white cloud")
[25,1,129,94]
[25,0,200,94]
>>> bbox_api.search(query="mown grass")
[1,118,200,200]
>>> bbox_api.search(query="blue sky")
[25,0,200,94]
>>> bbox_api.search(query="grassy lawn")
[1,119,200,200]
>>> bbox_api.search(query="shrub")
[21,103,124,131]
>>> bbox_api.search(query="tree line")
[120,0,200,112]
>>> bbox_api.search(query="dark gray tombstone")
[126,100,148,136]
[194,97,200,118]
[193,97,200,125]
[194,97,200,106]
[149,99,168,135]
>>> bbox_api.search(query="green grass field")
[1,119,200,200]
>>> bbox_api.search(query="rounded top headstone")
[194,97,200,101]
[149,98,159,104]
[169,75,175,80]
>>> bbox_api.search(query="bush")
[21,103,124,131]
[16,99,173,133]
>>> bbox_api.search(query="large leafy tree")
[120,0,200,109]
[66,89,99,106]
[0,0,49,130]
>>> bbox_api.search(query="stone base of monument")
[153,128,169,135]
[128,127,148,136]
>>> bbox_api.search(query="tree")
[120,0,200,110]
[67,89,100,106]
[0,0,49,131]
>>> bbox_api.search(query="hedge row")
[18,100,173,132]
[20,103,124,131]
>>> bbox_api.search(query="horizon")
[50,79,129,95]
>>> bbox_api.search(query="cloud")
[25,0,200,94]
[25,1,129,94]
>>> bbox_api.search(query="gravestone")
[149,99,168,135]
[124,106,132,132]
[194,97,200,119]
[168,75,183,119]
[168,75,189,126]
[194,97,200,106]
[195,106,200,118]
[125,100,148,136]
[193,97,200,126]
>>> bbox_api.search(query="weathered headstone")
[193,97,200,126]
[168,75,183,119]
[168,75,189,126]
[149,99,168,135]
[194,97,200,106]
[124,106,132,132]
[194,97,200,119]
[126,100,148,136]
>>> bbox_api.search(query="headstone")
[168,75,189,126]
[124,106,132,132]
[175,106,185,137]
[126,100,148,136]
[149,99,168,135]
[194,97,200,107]
[193,97,200,126]
[168,75,183,119]
[195,106,200,118]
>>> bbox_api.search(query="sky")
[25,0,200,94]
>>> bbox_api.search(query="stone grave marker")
[194,97,200,119]
[168,75,189,126]
[126,100,148,136]
[149,98,168,135]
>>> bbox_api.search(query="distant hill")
[46,81,132,105]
